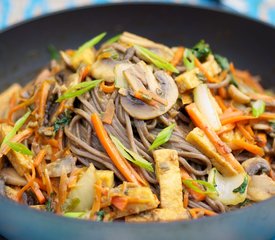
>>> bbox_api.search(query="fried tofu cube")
[126,208,189,222]
[0,124,33,176]
[186,127,238,176]
[176,55,221,93]
[0,84,21,119]
[96,170,114,188]
[154,149,183,209]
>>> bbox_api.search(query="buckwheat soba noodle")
[1,32,275,222]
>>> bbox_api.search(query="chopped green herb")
[1,110,31,148]
[182,179,217,197]
[6,142,33,156]
[110,135,153,172]
[149,124,175,151]
[95,210,105,221]
[56,80,102,102]
[240,199,252,207]
[233,175,248,194]
[214,54,229,70]
[104,34,121,44]
[230,74,239,87]
[53,111,72,133]
[48,44,60,60]
[183,48,195,70]
[192,40,212,62]
[251,100,265,118]
[134,45,179,73]
[75,32,106,57]
[64,212,86,218]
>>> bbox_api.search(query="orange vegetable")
[186,103,244,174]
[180,168,206,202]
[245,125,255,137]
[218,87,227,99]
[215,96,227,112]
[91,179,102,216]
[102,99,115,124]
[57,166,68,213]
[232,139,264,156]
[38,81,51,122]
[34,149,47,168]
[111,196,128,211]
[91,113,144,185]
[255,133,267,147]
[237,124,254,143]
[171,47,184,67]
[216,123,235,135]
[235,70,264,93]
[194,57,217,83]
[221,115,255,125]
[189,208,217,218]
[183,191,189,208]
[50,101,65,124]
[100,81,115,94]
[44,169,53,196]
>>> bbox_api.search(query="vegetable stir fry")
[1,32,275,222]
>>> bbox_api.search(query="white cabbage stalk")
[208,168,248,205]
[194,84,221,131]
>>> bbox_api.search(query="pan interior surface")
[0,3,275,240]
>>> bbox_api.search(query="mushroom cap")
[241,157,271,176]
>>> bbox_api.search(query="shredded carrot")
[180,168,206,202]
[57,166,68,213]
[215,96,227,112]
[138,89,168,106]
[44,169,53,196]
[56,129,64,151]
[218,70,228,82]
[134,91,158,107]
[218,87,227,99]
[102,99,115,124]
[50,101,65,124]
[91,113,145,185]
[235,70,264,93]
[38,81,51,122]
[186,103,244,174]
[91,179,102,216]
[34,178,47,191]
[0,128,34,157]
[216,123,235,135]
[190,208,217,217]
[255,133,267,147]
[111,196,128,211]
[34,149,47,168]
[221,115,255,125]
[232,139,264,156]
[245,125,255,137]
[229,62,236,76]
[100,81,115,94]
[80,65,91,80]
[171,47,184,66]
[28,176,46,204]
[237,124,254,143]
[183,191,189,208]
[194,58,217,83]
[189,209,198,219]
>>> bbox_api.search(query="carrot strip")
[218,87,227,99]
[138,89,168,106]
[191,208,217,216]
[235,70,264,93]
[44,169,53,196]
[245,125,255,137]
[189,209,198,219]
[100,81,115,94]
[91,113,143,185]
[57,166,68,213]
[194,58,217,83]
[215,96,227,112]
[183,191,189,208]
[50,101,65,124]
[34,149,47,168]
[102,99,115,124]
[180,168,206,202]
[34,178,47,191]
[91,180,102,216]
[38,81,51,122]
[111,196,129,211]
[232,139,264,156]
[255,133,267,147]
[237,124,254,143]
[229,63,236,76]
[221,115,255,125]
[216,123,235,135]
[185,103,244,173]
[171,47,184,67]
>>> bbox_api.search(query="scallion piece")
[110,135,153,172]
[56,80,102,102]
[74,32,106,57]
[6,142,33,156]
[149,123,175,151]
[63,212,86,218]
[214,54,229,70]
[48,44,60,60]
[134,45,179,73]
[251,99,265,117]
[1,110,31,147]
[182,179,217,197]
[183,48,195,70]
[104,34,121,44]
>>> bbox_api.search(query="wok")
[0,3,275,240]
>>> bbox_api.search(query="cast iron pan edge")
[0,3,275,240]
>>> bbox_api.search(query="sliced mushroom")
[241,157,271,176]
[121,69,178,120]
[228,85,251,104]
[46,155,76,177]
[120,32,174,61]
[0,168,27,186]
[247,174,275,201]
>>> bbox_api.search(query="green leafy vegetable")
[230,75,239,87]
[48,45,60,60]
[64,212,86,218]
[6,142,33,156]
[104,34,121,44]
[74,32,106,57]
[53,111,72,133]
[251,100,265,117]
[233,175,248,194]
[149,123,175,151]
[192,40,211,62]
[134,45,179,73]
[110,135,153,172]
[56,80,102,102]
[95,210,105,221]
[240,198,252,207]
[214,54,229,70]
[182,179,217,197]
[1,110,31,148]
[183,48,195,70]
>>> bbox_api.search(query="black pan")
[0,3,275,240]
